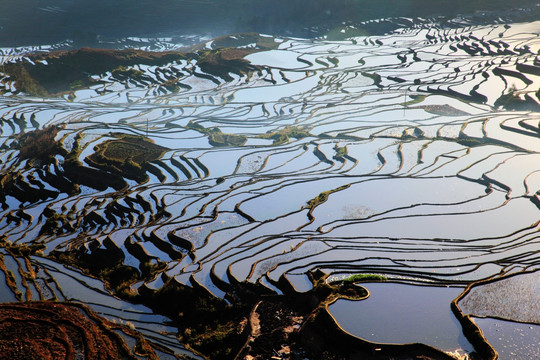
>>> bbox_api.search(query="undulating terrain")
[1,4,540,359]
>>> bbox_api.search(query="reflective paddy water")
[472,317,540,360]
[2,18,540,358]
[328,282,474,354]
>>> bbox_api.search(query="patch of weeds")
[342,273,387,283]
[256,126,311,145]
[186,121,247,147]
[333,144,347,160]
[112,65,145,79]
[306,185,349,210]
[308,191,331,208]
[69,79,85,90]
[402,94,426,106]
[182,320,242,358]
[85,133,168,182]
[2,47,186,96]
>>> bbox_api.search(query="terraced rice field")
[1,18,540,359]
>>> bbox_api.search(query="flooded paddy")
[328,282,474,355]
[1,15,540,359]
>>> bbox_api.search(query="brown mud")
[0,301,161,360]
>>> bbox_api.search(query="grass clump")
[257,126,311,145]
[85,133,168,182]
[342,273,387,283]
[307,191,331,208]
[39,212,74,235]
[334,145,347,157]
[69,79,85,90]
[208,131,247,147]
[181,320,244,358]
[333,144,347,161]
[111,65,145,79]
[402,94,426,106]
[186,121,247,147]
[306,185,349,210]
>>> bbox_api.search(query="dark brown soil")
[0,301,156,360]
[85,134,168,182]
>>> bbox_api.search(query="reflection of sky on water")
[2,21,540,287]
[473,317,540,360]
[2,18,540,359]
[329,282,474,353]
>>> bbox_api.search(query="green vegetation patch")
[111,65,145,79]
[39,211,74,236]
[181,320,246,358]
[209,132,247,147]
[69,79,85,90]
[334,146,347,157]
[186,121,247,147]
[306,184,349,210]
[342,273,387,283]
[101,138,163,165]
[257,126,311,145]
[86,134,168,182]
[333,144,348,161]
[402,94,426,106]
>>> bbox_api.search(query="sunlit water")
[2,19,540,358]
[329,282,474,355]
[472,317,540,360]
